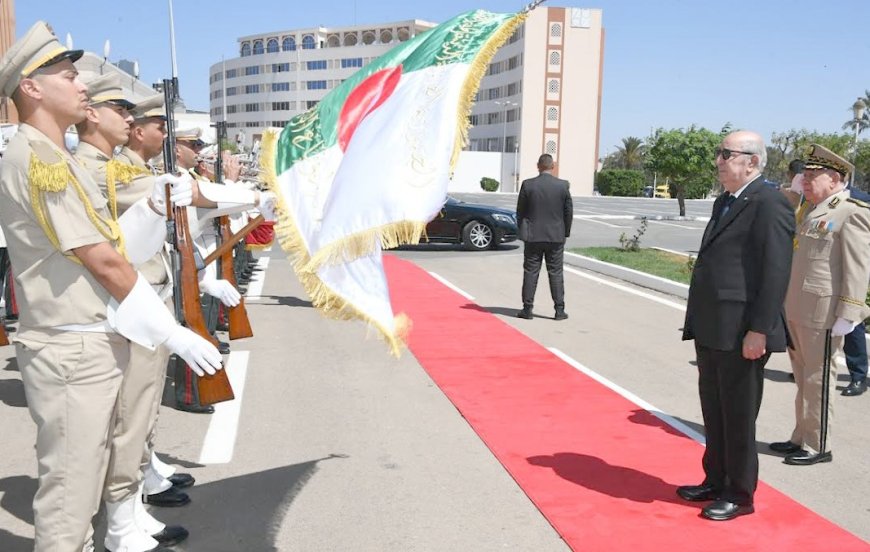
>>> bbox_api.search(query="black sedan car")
[423,196,518,250]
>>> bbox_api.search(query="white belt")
[54,320,114,333]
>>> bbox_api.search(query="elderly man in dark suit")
[515,154,573,320]
[679,130,795,521]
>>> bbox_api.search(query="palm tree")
[841,90,870,135]
[614,136,645,170]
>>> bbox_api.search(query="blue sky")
[15,1,870,155]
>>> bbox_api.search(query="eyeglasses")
[715,148,755,160]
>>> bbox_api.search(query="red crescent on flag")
[337,65,403,152]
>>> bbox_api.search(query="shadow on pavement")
[0,377,26,408]
[527,452,694,507]
[0,528,31,552]
[254,295,313,309]
[0,474,36,525]
[3,356,18,372]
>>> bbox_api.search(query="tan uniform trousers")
[16,329,128,552]
[103,340,170,502]
[787,320,841,455]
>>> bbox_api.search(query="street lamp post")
[494,100,517,191]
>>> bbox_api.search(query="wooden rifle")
[163,78,234,405]
[0,322,8,347]
[212,120,253,340]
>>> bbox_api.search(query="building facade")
[208,7,604,195]
[0,0,17,124]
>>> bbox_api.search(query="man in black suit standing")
[678,130,794,521]
[516,154,573,320]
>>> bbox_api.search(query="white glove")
[831,317,858,337]
[163,326,223,376]
[789,174,804,193]
[150,173,194,215]
[200,276,241,307]
[258,191,278,221]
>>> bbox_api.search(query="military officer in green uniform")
[0,22,221,552]
[770,145,870,466]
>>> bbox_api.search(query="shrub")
[480,177,499,192]
[596,169,645,197]
[618,217,648,251]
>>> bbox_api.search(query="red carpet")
[384,255,870,552]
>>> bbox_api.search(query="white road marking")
[199,351,250,464]
[563,265,687,311]
[549,348,706,444]
[647,220,699,230]
[428,271,475,300]
[244,256,270,299]
[573,216,632,229]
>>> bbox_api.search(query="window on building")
[507,55,521,70]
[240,43,251,57]
[551,23,562,38]
[245,65,260,76]
[227,105,238,114]
[343,33,358,47]
[225,68,237,79]
[397,27,410,42]
[225,87,238,96]
[361,31,376,45]
[272,82,290,92]
[547,107,559,121]
[245,84,260,94]
[246,122,259,128]
[546,140,557,155]
[548,79,560,94]
[253,40,264,55]
[468,114,479,126]
[486,112,500,125]
[306,100,319,109]
[306,60,327,70]
[283,37,296,51]
[267,38,279,53]
[273,120,287,127]
[302,35,315,50]
[506,108,519,122]
[341,57,363,69]
[487,138,500,152]
[506,136,517,152]
[380,30,393,43]
[272,101,290,111]
[212,106,223,116]
[487,88,501,100]
[507,82,519,96]
[245,103,260,112]
[327,35,340,48]
[307,80,327,90]
[272,63,290,72]
[549,51,561,66]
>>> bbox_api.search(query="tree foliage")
[480,176,499,192]
[644,125,723,215]
[595,169,645,197]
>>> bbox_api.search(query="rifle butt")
[197,369,235,405]
[228,300,253,340]
[0,325,9,347]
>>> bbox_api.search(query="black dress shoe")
[516,308,533,320]
[176,402,215,414]
[168,473,195,489]
[153,524,189,546]
[702,500,754,521]
[554,310,568,321]
[143,486,191,507]
[216,321,230,332]
[784,450,832,466]
[769,440,801,454]
[676,483,718,502]
[842,379,867,396]
[218,340,231,355]
[108,547,175,552]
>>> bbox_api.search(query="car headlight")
[492,213,514,224]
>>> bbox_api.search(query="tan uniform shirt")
[785,189,870,329]
[0,124,114,333]
[77,143,168,286]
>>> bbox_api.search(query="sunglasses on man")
[715,148,755,160]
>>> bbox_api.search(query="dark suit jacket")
[516,172,573,243]
[683,176,795,352]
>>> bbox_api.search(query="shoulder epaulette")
[28,148,69,193]
[847,197,870,209]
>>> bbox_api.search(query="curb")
[564,251,689,300]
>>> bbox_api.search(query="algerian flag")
[261,9,528,354]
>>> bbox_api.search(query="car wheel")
[462,221,493,251]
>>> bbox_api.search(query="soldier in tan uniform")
[770,145,870,466]
[73,75,190,550]
[0,22,222,552]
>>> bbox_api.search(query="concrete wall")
[448,151,508,193]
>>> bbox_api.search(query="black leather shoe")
[218,340,230,355]
[676,484,718,502]
[153,524,189,546]
[842,379,867,396]
[143,486,191,507]
[554,309,568,320]
[784,450,832,466]
[769,440,801,454]
[516,308,533,320]
[175,402,215,414]
[168,473,195,489]
[702,500,754,521]
[108,547,175,552]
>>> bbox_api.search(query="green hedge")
[596,169,645,197]
[480,177,499,192]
